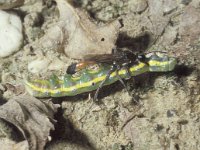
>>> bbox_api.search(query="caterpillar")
[25,52,177,98]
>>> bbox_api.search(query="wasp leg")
[123,66,132,79]
[94,66,116,102]
[116,70,131,96]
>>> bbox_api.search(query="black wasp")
[66,48,148,101]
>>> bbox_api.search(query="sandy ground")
[0,0,200,150]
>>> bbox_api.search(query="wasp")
[67,49,149,101]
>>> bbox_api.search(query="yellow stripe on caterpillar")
[25,63,147,95]
[148,60,171,66]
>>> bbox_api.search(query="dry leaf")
[35,0,121,59]
[0,95,59,150]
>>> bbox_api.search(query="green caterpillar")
[25,52,177,98]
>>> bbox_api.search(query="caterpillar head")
[145,52,177,72]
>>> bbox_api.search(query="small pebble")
[0,10,23,58]
[28,57,50,73]
[167,109,177,117]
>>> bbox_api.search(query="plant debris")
[0,95,59,150]
[33,0,121,59]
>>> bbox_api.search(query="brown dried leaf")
[36,0,121,59]
[0,95,59,150]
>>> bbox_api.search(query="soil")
[0,0,200,150]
